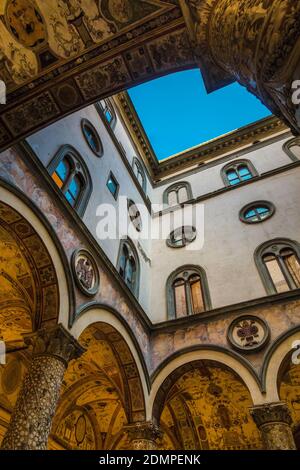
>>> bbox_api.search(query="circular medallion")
[227,315,270,353]
[6,0,46,49]
[72,249,99,296]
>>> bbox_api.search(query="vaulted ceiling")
[0,0,198,151]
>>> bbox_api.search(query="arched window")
[98,99,116,129]
[132,157,146,192]
[117,239,140,297]
[48,145,92,216]
[255,239,300,294]
[163,182,193,207]
[222,160,258,187]
[283,137,300,162]
[81,119,103,157]
[167,266,211,319]
[240,201,275,224]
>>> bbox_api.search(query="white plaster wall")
[151,136,293,205]
[26,106,299,325]
[150,166,300,323]
[26,103,152,313]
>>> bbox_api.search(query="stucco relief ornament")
[72,249,99,296]
[227,315,270,353]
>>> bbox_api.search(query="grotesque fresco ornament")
[5,0,47,49]
[227,315,270,353]
[72,248,99,296]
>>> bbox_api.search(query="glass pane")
[178,186,188,203]
[174,282,187,317]
[257,207,269,214]
[137,171,144,187]
[52,171,64,189]
[190,278,204,314]
[69,175,81,199]
[105,110,113,123]
[245,210,256,219]
[290,145,300,159]
[65,190,76,207]
[264,256,290,293]
[168,190,178,206]
[107,177,117,197]
[239,166,252,181]
[56,158,70,182]
[227,170,238,181]
[84,126,98,153]
[282,250,300,288]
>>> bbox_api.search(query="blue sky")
[128,69,271,160]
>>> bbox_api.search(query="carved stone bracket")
[250,402,296,450]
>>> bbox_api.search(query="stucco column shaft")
[250,402,296,450]
[1,324,84,450]
[180,0,300,134]
[125,422,162,450]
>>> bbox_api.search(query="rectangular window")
[106,172,119,200]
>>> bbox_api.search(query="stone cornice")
[113,91,288,182]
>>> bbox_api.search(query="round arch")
[261,326,300,403]
[0,180,73,334]
[149,347,265,422]
[70,306,149,412]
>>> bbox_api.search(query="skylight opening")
[128,69,271,161]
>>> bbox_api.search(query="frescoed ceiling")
[50,322,146,450]
[0,0,201,151]
[158,361,263,450]
[0,201,59,344]
[280,362,300,449]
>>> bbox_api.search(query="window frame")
[166,265,212,320]
[117,238,140,298]
[127,199,143,232]
[166,226,197,248]
[106,171,120,200]
[163,181,193,207]
[255,238,300,295]
[98,99,117,129]
[239,201,275,224]
[221,159,258,187]
[132,157,147,193]
[283,137,300,162]
[81,118,103,158]
[48,145,92,216]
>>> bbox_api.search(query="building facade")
[0,0,300,452]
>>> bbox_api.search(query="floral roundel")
[72,249,99,296]
[227,315,270,353]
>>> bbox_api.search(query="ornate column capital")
[125,422,162,450]
[250,402,293,427]
[250,402,296,450]
[23,323,85,367]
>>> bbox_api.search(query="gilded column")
[125,422,162,450]
[250,402,296,450]
[1,324,84,450]
[180,0,300,134]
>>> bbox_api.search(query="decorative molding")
[114,92,288,180]
[250,402,293,427]
[227,315,270,354]
[23,324,85,367]
[71,249,100,297]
